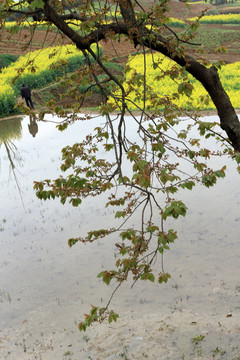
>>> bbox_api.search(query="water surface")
[0,114,240,336]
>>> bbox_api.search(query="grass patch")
[0,54,18,71]
[35,61,121,107]
[192,27,240,52]
[103,62,123,72]
[192,334,205,345]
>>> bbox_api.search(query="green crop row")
[0,54,19,71]
[0,89,16,118]
[169,18,186,28]
[189,13,240,24]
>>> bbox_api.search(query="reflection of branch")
[4,140,25,209]
[4,141,15,170]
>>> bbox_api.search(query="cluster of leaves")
[78,305,119,332]
[33,106,239,329]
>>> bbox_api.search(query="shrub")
[206,9,219,16]
[0,83,16,116]
[0,54,19,71]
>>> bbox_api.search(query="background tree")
[1,0,240,329]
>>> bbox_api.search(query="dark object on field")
[21,84,34,109]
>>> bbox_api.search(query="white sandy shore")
[1,309,240,360]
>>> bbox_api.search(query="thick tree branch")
[11,0,239,151]
[6,7,42,16]
[140,33,240,151]
[42,0,129,48]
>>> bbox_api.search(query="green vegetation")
[0,118,22,142]
[189,13,240,24]
[114,53,240,110]
[169,18,186,28]
[190,26,240,51]
[38,61,123,105]
[0,44,102,116]
[189,0,240,5]
[0,54,18,71]
[212,347,226,357]
[192,334,205,345]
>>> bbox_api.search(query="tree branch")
[12,0,240,151]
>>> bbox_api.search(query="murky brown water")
[0,114,240,358]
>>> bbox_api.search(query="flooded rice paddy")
[0,114,240,359]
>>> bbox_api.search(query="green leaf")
[235,153,240,164]
[194,162,207,172]
[213,167,226,178]
[152,142,165,155]
[120,231,132,240]
[190,22,199,32]
[127,151,138,162]
[146,225,159,233]
[57,123,68,132]
[166,229,178,243]
[78,322,87,332]
[104,144,114,151]
[102,273,112,285]
[158,272,171,284]
[97,271,113,285]
[138,173,150,188]
[202,174,216,188]
[178,82,194,97]
[115,211,126,219]
[60,196,67,205]
[133,159,149,172]
[181,181,195,190]
[198,121,214,136]
[30,0,44,10]
[86,170,95,177]
[68,238,79,247]
[163,201,187,220]
[148,273,155,282]
[187,150,195,159]
[166,186,178,194]
[70,198,82,207]
[108,311,119,323]
[97,271,105,278]
[141,272,155,282]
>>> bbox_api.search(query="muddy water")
[0,114,240,344]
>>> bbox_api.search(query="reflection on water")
[0,114,123,330]
[0,117,22,142]
[0,117,23,174]
[0,114,240,337]
[0,117,24,206]
[28,115,38,138]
